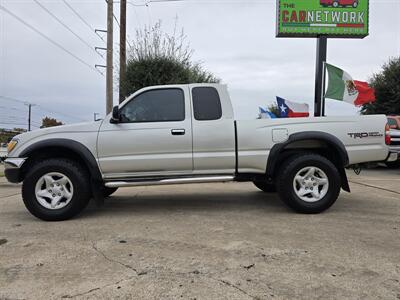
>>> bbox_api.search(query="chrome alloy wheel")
[293,167,329,203]
[35,172,74,210]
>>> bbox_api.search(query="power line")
[113,11,133,49]
[0,105,27,113]
[0,4,103,76]
[113,0,132,48]
[113,13,121,27]
[0,95,27,105]
[0,96,86,122]
[33,0,104,60]
[0,121,39,128]
[61,0,105,43]
[0,108,41,119]
[105,0,121,27]
[0,114,34,121]
[36,105,86,122]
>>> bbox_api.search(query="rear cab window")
[192,87,222,121]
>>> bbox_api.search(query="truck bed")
[236,115,388,174]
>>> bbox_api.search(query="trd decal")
[347,132,383,139]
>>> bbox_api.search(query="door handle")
[171,129,185,135]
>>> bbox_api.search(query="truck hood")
[17,121,102,138]
[9,121,103,156]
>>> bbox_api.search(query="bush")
[122,21,219,97]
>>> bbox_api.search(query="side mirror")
[110,106,120,123]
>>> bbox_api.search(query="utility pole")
[106,0,113,114]
[28,104,32,131]
[119,0,127,103]
[24,103,36,131]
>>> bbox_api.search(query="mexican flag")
[325,63,376,106]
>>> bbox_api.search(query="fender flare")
[266,132,350,191]
[19,138,102,181]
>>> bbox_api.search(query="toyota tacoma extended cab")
[4,84,394,221]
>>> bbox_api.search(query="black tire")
[385,160,400,169]
[276,153,341,214]
[333,1,339,7]
[352,1,358,8]
[253,181,277,193]
[103,187,118,197]
[22,158,91,221]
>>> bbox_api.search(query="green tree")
[361,57,400,115]
[122,21,220,97]
[0,128,25,144]
[41,117,63,128]
[268,103,281,118]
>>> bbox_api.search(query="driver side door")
[97,87,193,179]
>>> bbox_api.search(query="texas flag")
[259,107,277,119]
[276,97,309,118]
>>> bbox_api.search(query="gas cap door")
[272,128,289,143]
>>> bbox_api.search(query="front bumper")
[4,158,26,183]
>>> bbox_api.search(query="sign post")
[276,0,369,116]
[314,36,327,116]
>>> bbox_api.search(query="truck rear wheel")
[253,181,276,193]
[277,154,341,214]
[22,158,91,221]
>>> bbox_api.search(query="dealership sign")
[276,0,369,38]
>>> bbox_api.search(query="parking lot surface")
[0,168,399,299]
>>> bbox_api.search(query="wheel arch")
[19,139,102,182]
[266,131,350,192]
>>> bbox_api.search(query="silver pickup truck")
[4,84,395,221]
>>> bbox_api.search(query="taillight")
[385,124,391,145]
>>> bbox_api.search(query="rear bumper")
[389,145,400,153]
[4,158,26,183]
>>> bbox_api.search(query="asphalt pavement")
[0,167,399,299]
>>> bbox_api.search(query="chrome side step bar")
[104,176,234,188]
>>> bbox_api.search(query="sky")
[0,0,399,129]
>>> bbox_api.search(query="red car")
[320,0,359,8]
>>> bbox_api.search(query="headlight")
[7,140,18,153]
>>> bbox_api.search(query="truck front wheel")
[277,154,341,214]
[22,158,91,221]
[103,187,118,197]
